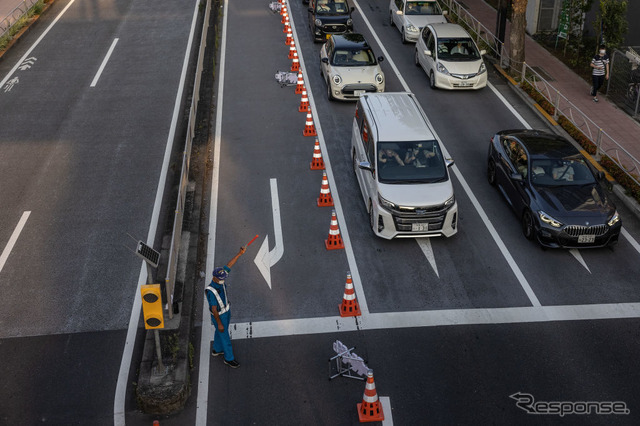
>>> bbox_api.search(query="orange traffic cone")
[310,139,325,170]
[291,52,300,72]
[325,210,344,250]
[283,17,290,32]
[303,110,317,137]
[299,90,310,112]
[295,71,305,94]
[289,43,297,59]
[339,272,361,317]
[281,8,288,23]
[317,170,334,207]
[285,27,293,46]
[280,2,287,16]
[357,370,384,422]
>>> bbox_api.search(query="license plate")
[354,90,365,96]
[326,34,331,39]
[412,223,430,232]
[578,234,596,243]
[459,81,472,87]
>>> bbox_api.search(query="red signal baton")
[247,235,259,247]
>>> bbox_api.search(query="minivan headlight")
[375,73,384,84]
[444,195,455,208]
[478,62,487,74]
[378,194,396,210]
[539,211,563,228]
[332,74,342,85]
[608,210,620,227]
[436,62,450,75]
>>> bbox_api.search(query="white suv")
[351,92,458,239]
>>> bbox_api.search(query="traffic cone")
[281,8,288,23]
[280,1,287,15]
[295,71,305,94]
[310,139,325,170]
[289,43,297,59]
[325,210,344,250]
[317,170,334,207]
[299,90,310,112]
[283,17,290,32]
[291,52,300,72]
[357,370,384,422]
[285,27,293,46]
[339,272,361,317]
[303,110,317,137]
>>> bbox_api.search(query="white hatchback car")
[389,0,447,43]
[320,34,385,101]
[415,23,487,90]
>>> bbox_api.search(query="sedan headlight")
[332,74,342,85]
[315,19,322,27]
[407,24,418,33]
[478,62,487,74]
[375,73,384,84]
[538,211,563,228]
[347,18,353,26]
[608,210,620,227]
[436,62,450,75]
[378,194,396,210]
[444,195,455,208]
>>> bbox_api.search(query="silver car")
[389,0,447,43]
[320,34,385,101]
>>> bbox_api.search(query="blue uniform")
[206,279,234,362]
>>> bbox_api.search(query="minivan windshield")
[377,141,447,184]
[437,38,481,61]
[316,0,349,15]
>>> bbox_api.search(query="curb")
[492,63,640,222]
[0,0,55,61]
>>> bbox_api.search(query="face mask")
[599,50,605,55]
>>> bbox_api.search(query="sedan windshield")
[377,141,447,184]
[437,38,481,61]
[530,157,597,187]
[405,1,442,15]
[332,48,377,66]
[316,0,349,15]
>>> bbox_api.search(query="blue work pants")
[212,311,234,361]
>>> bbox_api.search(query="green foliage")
[595,0,628,50]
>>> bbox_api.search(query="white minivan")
[351,92,458,239]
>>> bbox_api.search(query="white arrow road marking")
[254,178,284,289]
[0,211,31,274]
[416,238,439,278]
[569,249,591,273]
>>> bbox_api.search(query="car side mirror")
[308,7,313,13]
[378,56,384,62]
[396,10,403,15]
[510,173,523,182]
[480,49,487,56]
[358,161,373,173]
[445,158,454,168]
[321,57,329,64]
[424,49,431,57]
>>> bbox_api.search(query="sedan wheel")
[414,49,420,67]
[487,159,497,185]
[429,71,436,89]
[327,79,334,101]
[522,210,535,240]
[389,12,395,27]
[401,28,407,44]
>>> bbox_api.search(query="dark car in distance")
[487,129,621,248]
[308,0,354,42]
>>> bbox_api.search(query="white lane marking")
[113,0,202,424]
[569,249,591,273]
[196,0,230,423]
[230,302,640,339]
[0,211,31,274]
[289,3,369,315]
[380,397,394,426]
[622,227,640,255]
[487,82,532,129]
[254,178,284,289]
[0,0,76,90]
[90,38,119,87]
[416,238,438,278]
[352,0,540,306]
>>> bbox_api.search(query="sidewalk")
[0,0,34,28]
[460,0,640,168]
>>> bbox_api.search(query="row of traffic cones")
[277,6,381,423]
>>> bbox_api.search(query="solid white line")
[380,397,394,426]
[195,0,230,422]
[113,1,202,424]
[1,0,76,90]
[230,302,640,339]
[289,1,370,315]
[622,227,640,255]
[0,211,31,274]
[90,38,119,87]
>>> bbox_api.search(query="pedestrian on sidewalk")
[590,45,610,102]
[206,245,247,368]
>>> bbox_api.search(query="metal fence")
[1,0,39,39]
[607,47,640,119]
[439,0,640,189]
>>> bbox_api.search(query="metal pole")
[635,85,640,117]
[596,129,603,157]
[521,61,527,83]
[553,90,560,120]
[154,329,166,375]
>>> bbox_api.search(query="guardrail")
[1,0,39,39]
[439,0,640,189]
[164,0,211,319]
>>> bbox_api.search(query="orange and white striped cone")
[357,370,384,422]
[339,272,361,317]
[281,8,288,23]
[299,90,310,112]
[289,42,297,59]
[295,71,305,94]
[325,210,344,250]
[310,139,325,170]
[303,110,317,137]
[283,20,290,34]
[285,27,293,46]
[291,52,300,72]
[280,2,287,16]
[317,170,334,207]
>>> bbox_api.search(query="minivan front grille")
[564,224,608,237]
[388,203,452,232]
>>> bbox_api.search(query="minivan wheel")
[429,71,436,89]
[487,159,497,185]
[389,12,394,27]
[522,210,535,240]
[369,201,377,234]
[414,49,420,66]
